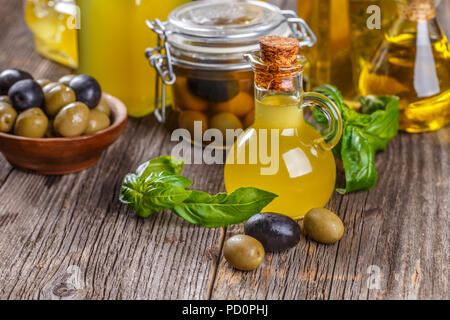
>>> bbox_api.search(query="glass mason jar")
[76,0,191,118]
[25,0,78,68]
[147,0,316,147]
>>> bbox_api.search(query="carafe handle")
[300,92,343,151]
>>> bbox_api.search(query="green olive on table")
[0,102,17,132]
[53,102,90,137]
[94,96,110,117]
[223,235,265,271]
[303,208,344,244]
[14,107,48,138]
[44,83,76,117]
[85,109,111,135]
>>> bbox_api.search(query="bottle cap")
[399,0,436,21]
[260,36,300,66]
[252,36,301,91]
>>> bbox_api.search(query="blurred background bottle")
[77,0,190,118]
[297,0,397,108]
[359,0,450,132]
[25,0,78,68]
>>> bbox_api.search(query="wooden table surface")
[0,1,448,300]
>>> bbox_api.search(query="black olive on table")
[0,69,33,95]
[69,74,102,109]
[8,79,45,112]
[245,212,301,252]
[187,78,239,103]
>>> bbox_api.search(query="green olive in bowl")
[14,108,48,138]
[53,102,90,137]
[93,96,111,117]
[0,95,11,104]
[44,83,76,117]
[85,109,111,135]
[0,102,17,133]
[58,74,76,86]
[36,79,51,88]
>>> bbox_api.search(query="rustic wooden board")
[0,0,448,300]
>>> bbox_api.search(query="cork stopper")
[254,36,301,91]
[260,36,300,66]
[398,0,436,21]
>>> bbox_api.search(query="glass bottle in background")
[25,0,78,68]
[297,0,397,108]
[359,0,450,132]
[349,0,398,88]
[77,0,190,118]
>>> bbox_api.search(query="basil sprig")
[120,156,278,228]
[312,85,399,194]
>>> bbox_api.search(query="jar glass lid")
[167,0,286,41]
[147,0,316,71]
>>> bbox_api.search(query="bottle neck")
[254,93,304,129]
[398,0,436,21]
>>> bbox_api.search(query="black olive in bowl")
[8,79,45,112]
[69,74,102,109]
[245,212,301,252]
[0,69,33,95]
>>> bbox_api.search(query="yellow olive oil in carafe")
[77,0,190,117]
[25,0,78,68]
[224,95,336,219]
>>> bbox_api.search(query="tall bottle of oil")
[77,0,191,118]
[359,0,450,132]
[297,0,397,108]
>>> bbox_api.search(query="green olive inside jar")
[146,0,316,147]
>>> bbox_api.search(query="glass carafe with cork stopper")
[224,36,343,220]
[359,0,450,132]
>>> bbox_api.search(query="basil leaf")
[312,86,399,194]
[119,173,159,218]
[362,97,399,151]
[173,188,278,228]
[120,156,278,227]
[137,156,184,179]
[360,95,398,114]
[120,171,192,218]
[337,126,377,194]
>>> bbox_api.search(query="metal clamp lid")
[145,11,316,123]
[145,19,176,123]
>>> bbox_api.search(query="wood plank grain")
[0,0,222,300]
[210,129,449,300]
[0,0,448,301]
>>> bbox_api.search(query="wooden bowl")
[0,93,128,175]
